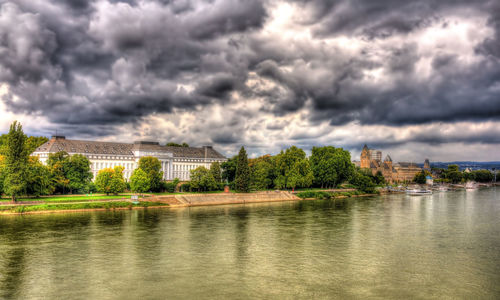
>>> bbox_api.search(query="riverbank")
[0,188,425,215]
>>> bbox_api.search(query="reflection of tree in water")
[135,209,162,230]
[0,246,26,299]
[233,207,250,262]
[95,210,126,227]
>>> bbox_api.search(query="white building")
[33,136,227,181]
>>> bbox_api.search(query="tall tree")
[210,161,222,183]
[221,155,238,183]
[190,166,217,191]
[138,156,163,192]
[274,146,313,189]
[64,154,93,193]
[4,121,28,201]
[310,146,354,188]
[95,167,126,195]
[130,168,150,194]
[235,147,250,192]
[250,156,275,190]
[26,157,53,197]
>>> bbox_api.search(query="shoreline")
[2,186,496,215]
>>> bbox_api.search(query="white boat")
[465,181,478,190]
[406,189,433,196]
[437,186,449,192]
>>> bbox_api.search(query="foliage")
[470,170,494,182]
[26,157,53,197]
[190,166,218,191]
[10,201,168,213]
[235,147,250,192]
[413,171,427,184]
[180,182,191,192]
[3,121,29,201]
[250,156,275,190]
[65,154,93,193]
[95,167,126,195]
[47,151,70,193]
[221,155,237,183]
[310,146,354,188]
[138,156,163,192]
[274,146,313,189]
[210,162,222,183]
[350,169,376,193]
[130,168,150,193]
[0,133,47,156]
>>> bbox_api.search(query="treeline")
[186,145,379,194]
[413,164,496,184]
[0,121,383,200]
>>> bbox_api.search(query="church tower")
[360,144,370,169]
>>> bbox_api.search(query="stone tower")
[424,158,430,171]
[360,144,370,169]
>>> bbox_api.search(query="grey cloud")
[1,0,500,152]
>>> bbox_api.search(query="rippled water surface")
[1,188,499,299]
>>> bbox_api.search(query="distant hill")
[418,161,500,171]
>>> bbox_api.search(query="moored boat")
[406,189,433,196]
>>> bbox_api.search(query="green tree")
[65,154,93,193]
[350,169,376,193]
[310,146,354,188]
[250,156,275,190]
[95,167,126,195]
[26,157,53,197]
[221,155,237,183]
[413,171,427,184]
[471,170,493,182]
[25,136,49,154]
[130,168,150,194]
[3,121,28,201]
[210,161,222,183]
[445,165,463,183]
[138,157,163,192]
[235,147,250,192]
[274,146,313,189]
[190,166,217,191]
[48,154,70,194]
[0,155,6,195]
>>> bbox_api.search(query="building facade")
[33,136,227,181]
[360,145,426,183]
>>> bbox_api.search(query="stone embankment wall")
[174,191,299,206]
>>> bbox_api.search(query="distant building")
[360,145,423,183]
[32,136,227,181]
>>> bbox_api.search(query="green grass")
[0,194,138,203]
[7,201,168,213]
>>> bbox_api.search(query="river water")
[1,188,499,299]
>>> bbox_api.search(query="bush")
[180,183,191,192]
[163,182,176,193]
[296,191,332,199]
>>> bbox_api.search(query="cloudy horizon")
[1,0,500,162]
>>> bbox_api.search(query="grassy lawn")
[4,201,168,213]
[0,194,140,203]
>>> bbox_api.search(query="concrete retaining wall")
[175,191,299,206]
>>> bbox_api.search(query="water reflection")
[0,188,499,299]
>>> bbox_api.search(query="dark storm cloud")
[1,0,500,149]
[0,0,266,134]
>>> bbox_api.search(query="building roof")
[34,137,226,159]
[394,162,420,169]
[384,155,392,162]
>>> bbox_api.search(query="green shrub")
[180,183,191,192]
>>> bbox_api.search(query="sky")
[0,0,499,162]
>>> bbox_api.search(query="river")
[1,188,499,299]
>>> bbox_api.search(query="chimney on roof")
[203,145,212,160]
